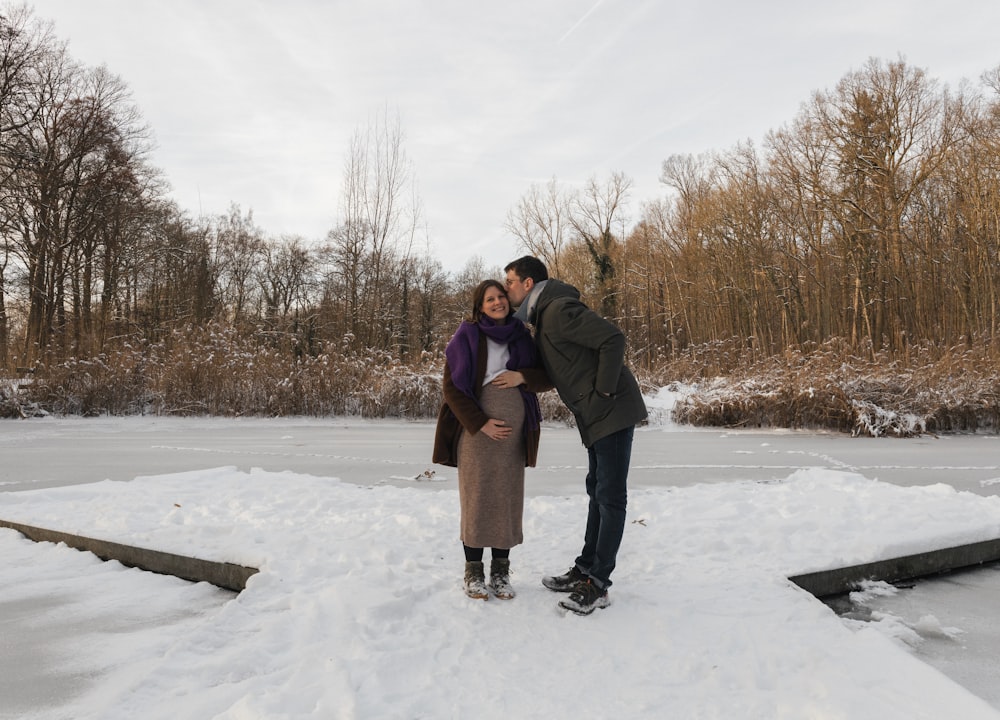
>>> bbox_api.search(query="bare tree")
[10,48,133,361]
[326,106,422,354]
[812,58,962,352]
[257,234,312,321]
[504,172,632,318]
[570,171,632,317]
[213,203,264,323]
[504,176,571,276]
[134,208,216,332]
[0,4,55,367]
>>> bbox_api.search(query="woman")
[433,279,551,600]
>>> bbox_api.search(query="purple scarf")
[445,317,542,432]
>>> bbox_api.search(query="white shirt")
[482,337,510,385]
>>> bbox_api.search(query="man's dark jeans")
[575,425,634,589]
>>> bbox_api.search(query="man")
[503,255,647,615]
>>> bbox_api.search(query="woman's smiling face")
[480,285,510,322]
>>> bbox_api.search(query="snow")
[3,395,1000,719]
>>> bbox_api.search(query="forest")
[3,5,1000,435]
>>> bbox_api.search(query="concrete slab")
[0,519,258,592]
[789,538,1000,598]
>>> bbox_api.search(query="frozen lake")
[3,415,1000,497]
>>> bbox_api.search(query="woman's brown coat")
[432,330,551,468]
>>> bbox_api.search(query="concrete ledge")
[789,538,1000,598]
[0,519,259,592]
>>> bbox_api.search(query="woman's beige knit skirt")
[457,382,526,549]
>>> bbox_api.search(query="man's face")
[504,271,530,305]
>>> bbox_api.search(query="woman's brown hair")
[469,279,510,322]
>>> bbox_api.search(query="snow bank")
[3,465,1000,719]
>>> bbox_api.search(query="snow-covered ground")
[2,389,1000,719]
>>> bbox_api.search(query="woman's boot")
[488,558,515,599]
[464,561,488,600]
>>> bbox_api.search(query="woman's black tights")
[463,545,509,562]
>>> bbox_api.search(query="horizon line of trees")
[4,2,1000,382]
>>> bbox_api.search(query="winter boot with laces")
[541,565,588,592]
[488,558,515,600]
[464,560,488,600]
[558,578,610,616]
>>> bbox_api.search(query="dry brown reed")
[9,329,1000,436]
[22,324,444,419]
[15,324,581,425]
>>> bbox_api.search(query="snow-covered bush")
[668,340,1000,436]
[0,376,45,418]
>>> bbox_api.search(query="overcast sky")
[24,0,1000,272]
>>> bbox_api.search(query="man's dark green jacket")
[532,279,647,447]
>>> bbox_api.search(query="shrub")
[0,377,45,418]
[669,340,1000,436]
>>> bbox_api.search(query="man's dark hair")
[504,255,549,283]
